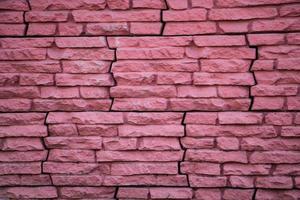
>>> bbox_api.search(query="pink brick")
[230,176,254,188]
[150,188,193,199]
[58,23,83,36]
[130,22,162,34]
[138,137,181,150]
[184,112,218,124]
[0,99,32,112]
[132,0,166,9]
[0,12,23,23]
[223,189,254,200]
[117,187,149,199]
[60,187,115,198]
[181,137,215,149]
[280,4,300,17]
[256,189,300,200]
[224,164,271,175]
[117,47,185,59]
[189,175,227,187]
[277,58,300,70]
[164,22,216,35]
[265,113,293,125]
[48,149,95,162]
[80,87,109,98]
[219,21,249,33]
[48,48,114,60]
[49,124,78,136]
[118,125,184,137]
[0,0,29,11]
[110,86,177,98]
[40,87,79,98]
[177,86,217,98]
[248,34,285,45]
[1,138,44,151]
[56,74,114,86]
[157,72,192,84]
[250,151,300,163]
[55,37,106,48]
[195,189,221,200]
[0,162,41,175]
[187,47,256,59]
[218,112,263,124]
[281,126,300,137]
[86,23,130,35]
[217,137,239,150]
[25,11,68,22]
[251,18,300,32]
[0,151,47,162]
[181,162,220,175]
[1,187,57,199]
[27,23,56,36]
[45,136,102,149]
[256,176,293,189]
[191,0,213,8]
[112,98,168,111]
[0,113,46,125]
[78,125,117,136]
[194,35,246,46]
[103,137,137,150]
[125,112,183,124]
[163,9,207,21]
[166,0,188,9]
[218,86,249,98]
[0,24,25,36]
[43,162,99,174]
[0,125,47,137]
[251,60,275,71]
[107,0,130,10]
[62,60,110,73]
[216,0,299,7]
[252,97,285,110]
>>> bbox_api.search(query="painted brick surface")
[0,0,299,199]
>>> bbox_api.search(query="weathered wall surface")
[0,0,299,199]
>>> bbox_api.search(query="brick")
[0,151,47,162]
[287,97,300,110]
[186,150,248,163]
[138,137,181,150]
[0,48,46,61]
[41,87,79,98]
[277,58,300,70]
[259,45,300,59]
[194,35,246,47]
[254,71,300,84]
[25,11,68,22]
[251,85,298,96]
[163,22,216,35]
[217,137,239,150]
[216,0,299,7]
[1,138,44,151]
[29,0,106,10]
[46,112,124,124]
[184,112,218,124]
[189,175,227,187]
[0,162,41,175]
[0,99,32,112]
[56,74,114,86]
[97,151,183,162]
[111,162,177,175]
[0,60,60,73]
[48,48,114,60]
[112,98,168,111]
[241,138,300,151]
[125,112,183,124]
[132,0,166,9]
[201,59,250,72]
[218,112,263,124]
[250,151,300,163]
[0,12,23,23]
[58,23,83,36]
[80,87,109,98]
[252,97,285,110]
[117,47,185,59]
[191,0,213,8]
[219,21,249,33]
[193,72,254,86]
[209,7,277,20]
[44,136,102,149]
[0,125,47,137]
[169,98,250,111]
[0,187,57,199]
[187,47,256,59]
[108,36,192,48]
[180,162,220,175]
[48,149,95,162]
[256,176,293,189]
[287,33,300,44]
[177,86,217,98]
[181,137,215,149]
[130,22,162,35]
[117,188,149,199]
[256,189,300,200]
[20,74,54,86]
[0,24,25,36]
[32,99,111,111]
[229,176,254,188]
[251,60,275,71]
[194,189,221,200]
[27,23,56,36]
[60,187,115,198]
[62,61,110,74]
[103,137,137,150]
[163,9,207,21]
[0,175,51,186]
[73,10,160,22]
[86,23,130,35]
[150,188,193,199]
[110,86,177,98]
[43,162,98,174]
[113,72,156,85]
[0,113,45,125]
[78,125,117,136]
[223,189,254,200]
[0,0,29,11]
[166,0,188,9]
[280,4,300,17]
[157,72,192,84]
[107,0,130,10]
[251,18,300,32]
[224,164,271,175]
[118,125,184,137]
[186,125,276,138]
[49,124,78,136]
[218,86,249,98]
[0,87,40,98]
[274,164,300,175]
[55,37,106,48]
[52,175,104,186]
[248,34,285,45]
[265,113,293,125]
[281,126,300,137]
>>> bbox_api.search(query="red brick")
[163,22,216,35]
[130,22,161,35]
[60,187,115,198]
[150,188,193,199]
[209,7,277,20]
[111,162,178,175]
[97,151,183,162]
[55,37,106,48]
[45,136,102,149]
[186,125,276,138]
[73,10,160,22]
[25,11,68,22]
[118,125,184,137]
[218,112,263,124]
[132,0,166,9]
[163,9,207,21]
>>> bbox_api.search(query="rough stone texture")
[0,0,299,199]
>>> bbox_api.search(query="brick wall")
[0,0,299,199]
